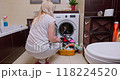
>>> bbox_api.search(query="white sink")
[0,25,28,37]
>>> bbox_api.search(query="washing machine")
[54,13,79,44]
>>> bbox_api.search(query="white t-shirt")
[26,14,55,52]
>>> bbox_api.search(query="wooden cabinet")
[0,35,13,61]
[0,29,28,63]
[115,0,120,22]
[83,16,115,47]
[12,30,26,49]
[84,19,91,47]
[85,0,114,16]
[85,0,120,22]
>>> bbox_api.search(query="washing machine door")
[58,20,76,36]
[57,20,78,43]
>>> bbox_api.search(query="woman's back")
[26,14,55,47]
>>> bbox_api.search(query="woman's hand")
[56,37,61,42]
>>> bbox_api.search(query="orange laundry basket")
[59,50,75,56]
[112,21,119,42]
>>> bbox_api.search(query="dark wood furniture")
[0,35,13,62]
[84,0,118,47]
[0,29,29,64]
[27,19,33,29]
[85,0,115,16]
[115,0,120,22]
[83,16,115,47]
[85,0,120,22]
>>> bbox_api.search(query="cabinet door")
[90,18,114,43]
[0,35,13,62]
[25,29,29,40]
[12,30,26,50]
[84,19,91,47]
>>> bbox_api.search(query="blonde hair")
[32,0,54,26]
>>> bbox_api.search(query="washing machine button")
[65,15,67,18]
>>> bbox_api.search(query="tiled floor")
[13,51,88,64]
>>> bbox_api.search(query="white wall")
[0,0,71,25]
[0,0,10,20]
[77,0,85,44]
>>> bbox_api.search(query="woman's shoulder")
[45,14,54,20]
[44,14,56,25]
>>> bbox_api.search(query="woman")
[25,0,61,64]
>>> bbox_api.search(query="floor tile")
[49,54,71,64]
[49,54,70,64]
[70,53,88,64]
[13,51,88,64]
[13,51,37,64]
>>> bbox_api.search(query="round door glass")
[59,22,74,36]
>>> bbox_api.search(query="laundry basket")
[59,50,75,56]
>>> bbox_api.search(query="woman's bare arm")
[48,22,61,43]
